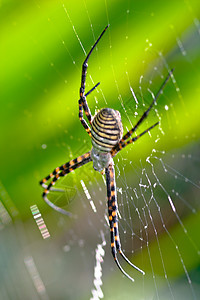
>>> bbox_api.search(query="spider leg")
[110,223,135,282]
[111,122,159,156]
[119,69,174,144]
[105,164,145,281]
[85,82,100,98]
[39,153,88,188]
[79,83,100,137]
[79,25,109,133]
[40,152,92,215]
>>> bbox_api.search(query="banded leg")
[40,151,91,188]
[111,122,159,156]
[105,164,145,281]
[79,25,109,132]
[40,152,92,215]
[78,83,100,137]
[118,69,174,146]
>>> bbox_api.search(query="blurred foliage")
[0,0,200,299]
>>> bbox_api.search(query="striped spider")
[40,25,173,282]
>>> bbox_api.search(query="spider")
[40,25,173,282]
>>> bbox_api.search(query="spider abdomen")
[91,108,123,152]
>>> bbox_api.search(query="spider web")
[0,1,200,300]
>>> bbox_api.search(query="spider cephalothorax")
[40,25,173,282]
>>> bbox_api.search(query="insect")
[40,25,173,282]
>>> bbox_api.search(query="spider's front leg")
[105,164,145,282]
[79,25,109,136]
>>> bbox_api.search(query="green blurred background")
[0,0,200,299]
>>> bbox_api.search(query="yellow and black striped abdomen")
[91,108,123,152]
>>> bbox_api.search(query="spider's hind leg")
[79,25,109,134]
[78,83,100,137]
[111,69,174,157]
[120,69,174,143]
